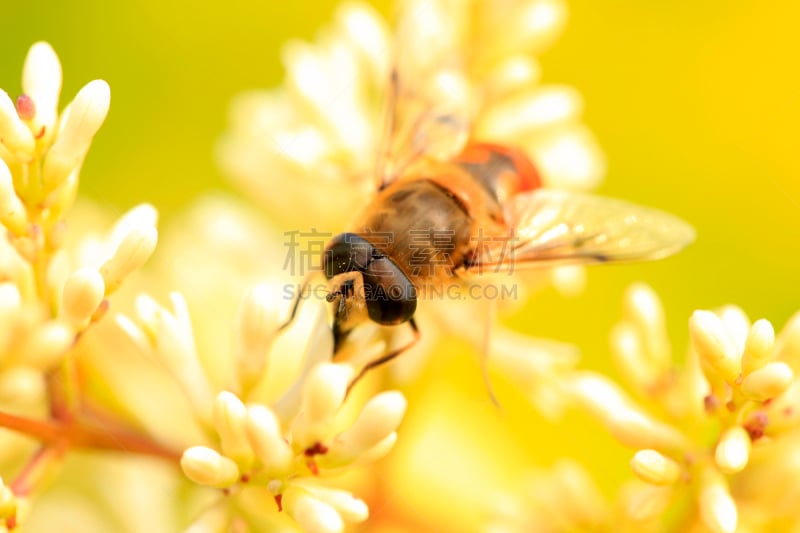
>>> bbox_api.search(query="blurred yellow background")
[2,0,799,522]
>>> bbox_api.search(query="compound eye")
[322,233,374,279]
[361,257,417,325]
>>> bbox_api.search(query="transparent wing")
[374,2,472,188]
[466,189,696,272]
[375,69,472,188]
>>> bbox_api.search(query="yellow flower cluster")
[564,284,800,532]
[0,42,161,530]
[115,285,406,531]
[0,42,156,366]
[0,41,407,532]
[182,379,404,532]
[109,270,410,531]
[217,0,604,232]
[2,1,796,533]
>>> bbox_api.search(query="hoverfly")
[286,64,694,392]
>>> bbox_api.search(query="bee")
[287,69,695,391]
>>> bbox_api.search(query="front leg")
[346,318,420,396]
[326,271,368,352]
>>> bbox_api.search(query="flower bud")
[291,364,350,449]
[323,391,406,466]
[483,55,541,98]
[283,487,345,533]
[714,426,751,474]
[567,372,689,453]
[549,264,586,297]
[235,284,279,390]
[44,170,79,224]
[478,87,582,140]
[334,2,390,80]
[354,432,397,464]
[690,310,741,383]
[0,478,17,519]
[763,381,800,434]
[774,311,800,372]
[213,391,254,470]
[0,159,28,236]
[741,319,775,375]
[181,446,239,488]
[739,362,793,402]
[610,322,656,393]
[717,306,750,353]
[22,41,62,146]
[183,502,230,533]
[146,293,215,421]
[698,471,737,533]
[610,410,689,454]
[484,0,567,59]
[0,89,35,161]
[60,268,105,329]
[630,449,681,485]
[623,486,673,523]
[100,224,158,294]
[245,405,293,477]
[527,125,605,190]
[624,283,670,365]
[299,484,369,523]
[109,203,158,247]
[550,459,608,526]
[16,320,73,370]
[132,293,162,342]
[0,366,45,406]
[42,79,110,191]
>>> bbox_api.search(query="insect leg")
[479,299,501,409]
[328,277,358,351]
[346,318,420,395]
[376,68,400,191]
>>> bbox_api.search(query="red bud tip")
[15,94,35,121]
[744,411,768,441]
[704,394,720,413]
[274,493,283,512]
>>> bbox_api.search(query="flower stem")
[0,410,181,462]
[10,444,68,496]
